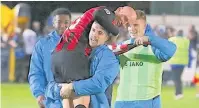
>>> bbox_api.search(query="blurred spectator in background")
[8,3,35,82]
[153,25,167,39]
[13,27,26,82]
[177,29,183,36]
[168,30,190,100]
[187,25,199,98]
[188,25,198,51]
[32,21,43,40]
[1,31,17,82]
[23,29,37,56]
[32,21,42,36]
[161,28,176,85]
[1,33,9,82]
[166,26,175,39]
[23,29,37,73]
[14,27,37,82]
[187,25,198,80]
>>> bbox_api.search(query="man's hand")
[36,95,45,108]
[60,83,74,99]
[134,36,149,46]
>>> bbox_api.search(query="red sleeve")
[56,6,103,52]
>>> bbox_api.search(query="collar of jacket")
[49,31,61,42]
[90,44,107,57]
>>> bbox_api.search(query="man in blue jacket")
[28,8,71,108]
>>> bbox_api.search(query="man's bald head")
[115,6,137,28]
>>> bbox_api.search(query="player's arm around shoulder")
[73,47,119,96]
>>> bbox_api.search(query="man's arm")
[108,38,133,52]
[108,25,176,61]
[60,6,103,51]
[28,40,47,98]
[146,25,177,62]
[73,49,119,96]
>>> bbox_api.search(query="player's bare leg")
[73,96,90,108]
[62,99,74,108]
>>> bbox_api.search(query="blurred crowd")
[153,24,199,86]
[1,20,43,82]
[154,24,199,62]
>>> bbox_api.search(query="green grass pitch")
[1,83,198,108]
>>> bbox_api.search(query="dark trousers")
[1,49,9,82]
[15,55,31,82]
[172,66,185,95]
